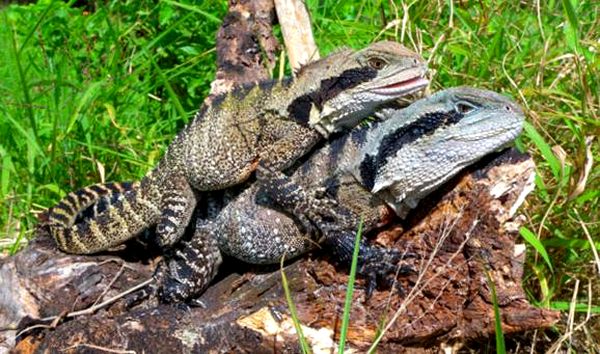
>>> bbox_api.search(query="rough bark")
[210,0,279,95]
[0,1,559,353]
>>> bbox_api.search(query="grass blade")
[522,121,561,179]
[16,1,55,56]
[520,226,553,272]
[161,0,221,24]
[550,301,600,313]
[561,0,580,53]
[484,270,506,354]
[338,218,363,354]
[5,12,40,147]
[148,53,188,123]
[280,257,311,354]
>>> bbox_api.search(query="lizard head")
[355,86,525,217]
[291,41,428,137]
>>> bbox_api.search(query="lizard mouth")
[370,70,429,96]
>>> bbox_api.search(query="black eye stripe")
[287,66,378,124]
[359,110,464,190]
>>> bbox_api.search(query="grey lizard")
[154,87,525,302]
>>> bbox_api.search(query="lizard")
[142,86,526,302]
[58,87,525,302]
[45,41,429,255]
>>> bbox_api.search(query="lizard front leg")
[259,122,322,171]
[257,166,415,298]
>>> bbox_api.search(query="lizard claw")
[123,278,161,308]
[255,164,279,181]
[256,163,345,233]
[358,247,417,301]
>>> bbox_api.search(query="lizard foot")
[323,227,418,300]
[358,247,417,300]
[256,165,342,233]
[122,260,204,305]
[123,262,167,308]
[124,285,157,308]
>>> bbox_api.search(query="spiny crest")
[360,41,420,58]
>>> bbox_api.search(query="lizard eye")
[368,57,387,70]
[455,101,477,114]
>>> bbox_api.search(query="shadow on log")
[1,149,559,353]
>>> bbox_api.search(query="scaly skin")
[157,87,524,302]
[46,41,428,254]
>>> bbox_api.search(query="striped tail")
[47,156,198,254]
[47,182,136,228]
[48,181,165,254]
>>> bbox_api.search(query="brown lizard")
[46,41,428,255]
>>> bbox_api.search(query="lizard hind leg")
[158,222,223,303]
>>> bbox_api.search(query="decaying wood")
[0,2,559,353]
[210,0,279,95]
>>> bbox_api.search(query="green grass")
[280,255,311,354]
[338,219,363,354]
[0,0,598,350]
[486,269,507,354]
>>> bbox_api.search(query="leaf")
[159,3,176,26]
[561,0,580,53]
[520,226,553,271]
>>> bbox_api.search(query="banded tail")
[47,180,162,254]
[47,182,136,227]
